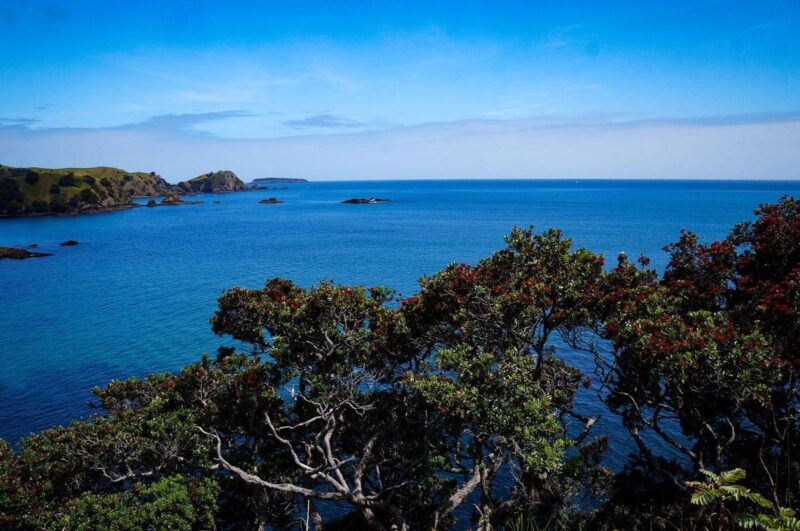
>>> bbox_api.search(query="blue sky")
[0,0,799,180]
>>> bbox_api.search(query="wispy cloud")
[116,111,255,134]
[0,117,39,128]
[283,114,365,129]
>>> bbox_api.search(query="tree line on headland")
[1,197,799,530]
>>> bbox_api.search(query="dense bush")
[23,171,39,185]
[79,188,100,205]
[58,173,78,187]
[49,184,60,195]
[30,200,48,213]
[48,197,67,213]
[1,197,798,529]
[0,178,24,215]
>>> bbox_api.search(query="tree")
[23,171,39,185]
[589,197,800,527]
[0,228,608,529]
[2,200,799,528]
[58,173,78,187]
[0,178,23,215]
[79,188,100,205]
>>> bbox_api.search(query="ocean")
[2,179,800,465]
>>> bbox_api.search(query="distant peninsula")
[250,177,309,185]
[0,164,175,216]
[0,165,253,217]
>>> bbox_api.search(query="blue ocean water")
[2,179,800,462]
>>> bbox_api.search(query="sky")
[0,0,798,181]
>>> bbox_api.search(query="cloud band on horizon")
[0,111,798,182]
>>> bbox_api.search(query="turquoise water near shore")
[2,179,800,463]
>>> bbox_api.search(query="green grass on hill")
[0,164,173,216]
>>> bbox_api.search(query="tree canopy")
[2,197,799,530]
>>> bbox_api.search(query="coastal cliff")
[178,171,247,193]
[0,164,174,216]
[0,166,257,216]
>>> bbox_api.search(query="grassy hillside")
[0,165,176,216]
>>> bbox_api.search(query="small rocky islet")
[341,197,391,204]
[259,197,283,204]
[158,193,203,206]
[0,246,52,259]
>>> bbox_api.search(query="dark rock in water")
[213,201,221,204]
[341,198,391,204]
[60,240,79,246]
[28,244,38,248]
[146,199,157,207]
[0,246,52,259]
[259,197,284,204]
[160,193,202,206]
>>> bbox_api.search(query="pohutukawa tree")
[0,228,608,529]
[2,198,799,530]
[587,197,800,528]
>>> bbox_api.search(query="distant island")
[0,165,251,217]
[250,177,309,185]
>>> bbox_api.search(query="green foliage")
[1,198,800,528]
[50,475,219,531]
[79,187,100,204]
[0,178,23,215]
[58,173,79,187]
[687,468,800,531]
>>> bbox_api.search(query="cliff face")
[125,174,177,197]
[178,171,247,193]
[0,165,175,216]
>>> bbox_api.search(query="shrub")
[31,200,48,213]
[49,184,61,194]
[0,178,23,214]
[49,197,67,212]
[82,175,95,185]
[79,188,100,204]
[2,200,22,215]
[24,171,40,185]
[58,174,78,187]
